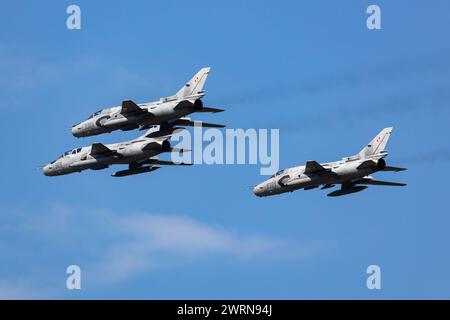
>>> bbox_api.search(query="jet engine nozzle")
[161,140,171,151]
[377,158,386,170]
[194,99,203,110]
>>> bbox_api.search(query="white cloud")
[0,204,329,296]
[80,209,314,284]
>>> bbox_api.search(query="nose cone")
[253,184,264,197]
[43,164,52,176]
[72,125,83,137]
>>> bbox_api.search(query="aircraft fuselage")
[253,159,382,197]
[43,140,169,176]
[72,99,201,137]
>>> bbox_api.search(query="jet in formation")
[71,67,224,138]
[253,127,406,197]
[43,67,224,177]
[43,126,191,177]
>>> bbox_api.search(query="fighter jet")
[253,127,406,197]
[71,67,224,138]
[43,126,191,177]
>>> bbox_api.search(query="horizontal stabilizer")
[167,147,191,153]
[192,122,225,128]
[121,100,143,114]
[197,106,224,113]
[382,166,407,172]
[304,160,327,174]
[90,143,114,156]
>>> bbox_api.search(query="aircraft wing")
[304,160,327,174]
[146,159,192,166]
[121,100,144,114]
[143,126,185,139]
[172,118,225,128]
[356,179,406,187]
[140,118,225,131]
[135,155,192,167]
[90,143,115,156]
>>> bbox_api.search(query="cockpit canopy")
[59,148,82,159]
[88,110,103,119]
[271,169,285,178]
[73,108,112,128]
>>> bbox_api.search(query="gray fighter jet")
[71,67,224,138]
[43,126,191,177]
[253,127,406,197]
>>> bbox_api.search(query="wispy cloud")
[0,204,327,298]
[90,210,310,283]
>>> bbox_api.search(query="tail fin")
[358,127,393,158]
[175,67,210,99]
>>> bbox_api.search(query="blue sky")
[0,0,449,299]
